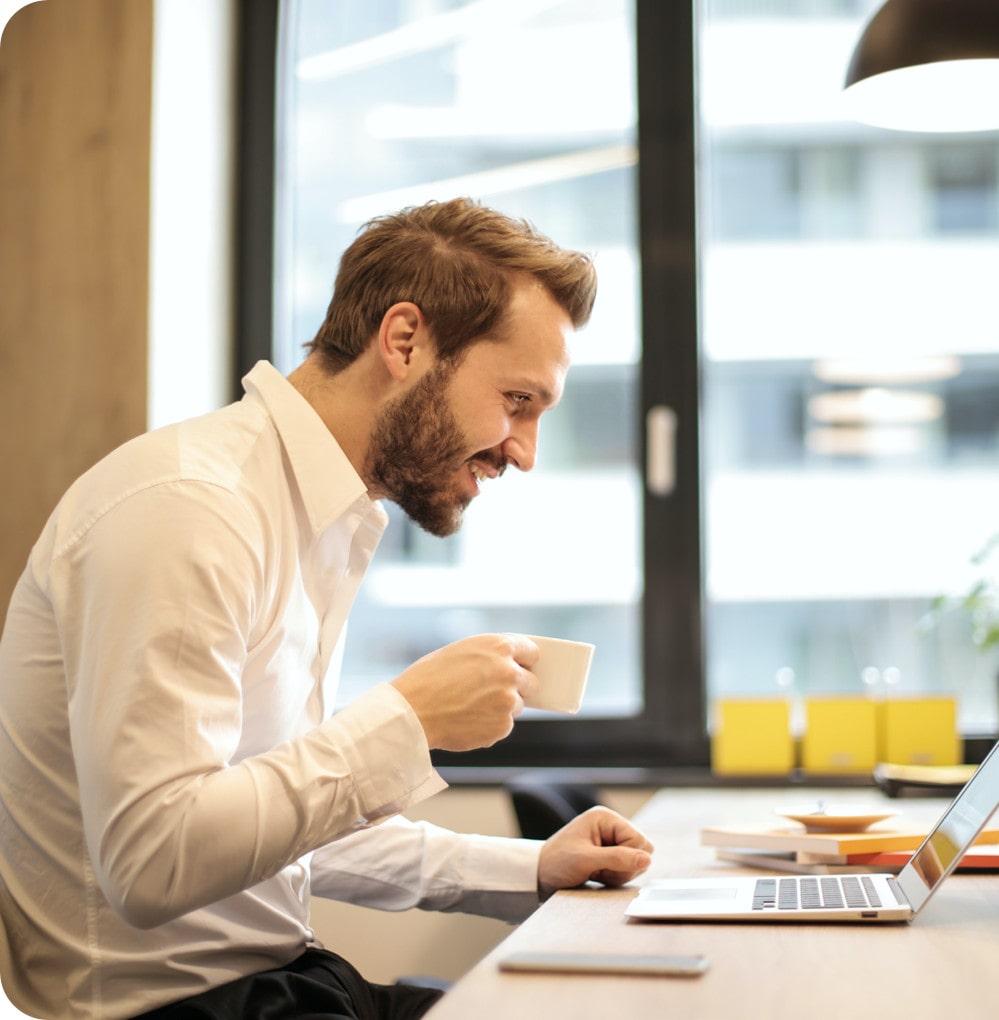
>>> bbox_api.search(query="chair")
[505,778,602,840]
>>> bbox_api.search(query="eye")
[507,392,532,408]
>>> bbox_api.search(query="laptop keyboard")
[753,876,884,911]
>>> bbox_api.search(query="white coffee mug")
[520,635,595,714]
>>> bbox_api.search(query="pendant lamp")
[843,0,999,132]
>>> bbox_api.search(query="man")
[0,199,653,1019]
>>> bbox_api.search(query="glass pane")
[276,0,641,717]
[698,0,999,735]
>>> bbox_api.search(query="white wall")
[148,0,236,429]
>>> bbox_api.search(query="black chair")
[505,778,602,840]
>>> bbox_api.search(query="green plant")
[923,534,999,650]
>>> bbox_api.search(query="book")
[700,823,999,856]
[830,844,999,868]
[715,843,999,875]
[714,849,889,875]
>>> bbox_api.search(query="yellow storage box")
[711,698,794,776]
[878,697,960,767]
[802,697,878,774]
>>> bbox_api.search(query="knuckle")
[497,638,516,659]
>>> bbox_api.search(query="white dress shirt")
[0,361,541,1020]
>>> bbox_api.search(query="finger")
[510,691,526,719]
[515,667,540,704]
[501,632,540,668]
[590,810,655,854]
[591,846,651,877]
[623,829,655,855]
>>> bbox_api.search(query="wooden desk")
[427,788,999,1020]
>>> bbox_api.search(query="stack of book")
[701,824,999,874]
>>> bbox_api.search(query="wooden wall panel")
[0,0,153,619]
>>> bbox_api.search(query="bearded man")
[0,198,653,1020]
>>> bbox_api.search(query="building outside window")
[252,0,999,765]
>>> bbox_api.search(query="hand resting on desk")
[538,807,654,900]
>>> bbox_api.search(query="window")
[699,0,999,737]
[929,144,998,235]
[238,0,999,769]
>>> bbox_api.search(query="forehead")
[460,281,573,400]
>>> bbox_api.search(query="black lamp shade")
[843,0,999,132]
[846,0,999,89]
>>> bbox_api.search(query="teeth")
[470,463,486,482]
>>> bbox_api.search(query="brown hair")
[305,198,597,372]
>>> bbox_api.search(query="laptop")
[627,739,999,924]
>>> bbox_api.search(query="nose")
[502,419,539,473]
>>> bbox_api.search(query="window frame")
[235,1,999,772]
[234,0,708,769]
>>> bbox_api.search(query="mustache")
[467,451,507,476]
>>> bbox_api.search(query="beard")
[365,360,473,537]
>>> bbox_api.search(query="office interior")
[2,0,998,989]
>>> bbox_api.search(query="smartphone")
[498,950,709,977]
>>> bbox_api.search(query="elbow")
[97,843,190,930]
[112,896,175,931]
[105,877,187,930]
[97,825,253,929]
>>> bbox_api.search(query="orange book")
[846,844,999,868]
[701,824,999,856]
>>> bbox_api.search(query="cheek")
[454,400,506,444]
[473,415,511,450]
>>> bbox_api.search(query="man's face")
[366,280,573,536]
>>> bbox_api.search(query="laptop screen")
[897,739,999,914]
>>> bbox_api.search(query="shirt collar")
[242,360,384,535]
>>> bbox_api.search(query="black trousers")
[133,948,445,1020]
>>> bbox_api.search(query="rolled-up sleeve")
[49,480,444,930]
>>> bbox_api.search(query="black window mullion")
[234,0,279,398]
[638,0,708,766]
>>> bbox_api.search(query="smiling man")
[297,268,569,540]
[0,199,653,1020]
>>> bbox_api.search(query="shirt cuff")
[455,833,544,923]
[331,682,448,823]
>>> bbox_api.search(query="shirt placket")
[309,504,384,722]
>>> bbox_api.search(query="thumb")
[593,845,651,874]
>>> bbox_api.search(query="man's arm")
[49,481,444,930]
[309,815,543,922]
[309,808,653,922]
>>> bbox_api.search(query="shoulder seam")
[53,478,252,562]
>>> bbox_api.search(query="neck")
[287,352,382,490]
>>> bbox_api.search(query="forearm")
[310,816,542,923]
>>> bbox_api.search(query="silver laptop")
[627,739,999,924]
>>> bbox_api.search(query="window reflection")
[906,742,999,899]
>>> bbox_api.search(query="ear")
[376,301,432,382]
